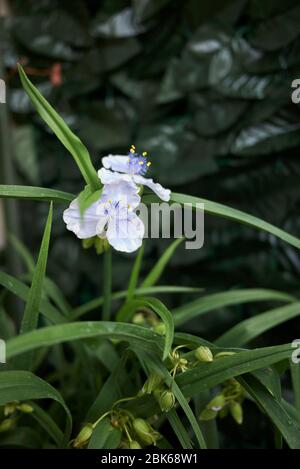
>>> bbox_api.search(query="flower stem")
[102,248,112,321]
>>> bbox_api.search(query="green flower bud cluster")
[72,393,163,449]
[0,401,34,434]
[132,310,161,328]
[168,345,190,377]
[73,423,94,448]
[199,379,245,425]
[131,418,161,446]
[141,373,176,413]
[82,236,109,255]
[194,346,214,363]
[4,401,34,416]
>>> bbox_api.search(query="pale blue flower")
[63,180,144,253]
[99,147,171,202]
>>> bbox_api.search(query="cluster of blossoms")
[63,146,170,253]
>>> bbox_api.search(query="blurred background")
[1,0,300,361]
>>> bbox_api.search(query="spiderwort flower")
[63,180,144,253]
[98,145,171,202]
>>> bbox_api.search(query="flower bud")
[142,373,162,394]
[0,418,16,432]
[195,346,213,363]
[4,402,19,417]
[132,313,146,325]
[129,440,142,449]
[132,418,161,446]
[208,394,226,411]
[199,408,218,421]
[73,423,94,448]
[214,351,236,359]
[230,401,243,425]
[18,403,34,414]
[158,390,176,412]
[82,237,96,250]
[153,323,166,335]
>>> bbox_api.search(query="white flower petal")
[98,168,132,185]
[101,155,129,173]
[101,178,141,210]
[106,212,144,253]
[63,198,101,239]
[133,175,171,202]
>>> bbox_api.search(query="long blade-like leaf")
[172,289,294,326]
[6,322,164,360]
[0,185,74,203]
[18,65,101,191]
[0,371,72,446]
[216,302,300,347]
[141,238,184,288]
[20,204,53,335]
[143,192,300,250]
[116,296,174,360]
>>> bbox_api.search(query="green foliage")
[1,0,300,450]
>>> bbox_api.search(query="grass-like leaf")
[88,419,122,449]
[239,374,300,449]
[71,285,202,320]
[143,192,300,250]
[6,322,164,360]
[19,204,53,368]
[216,302,300,347]
[177,343,293,397]
[18,65,101,192]
[0,185,74,203]
[0,371,72,446]
[172,289,295,326]
[20,204,53,334]
[116,296,174,360]
[0,272,65,324]
[141,238,184,288]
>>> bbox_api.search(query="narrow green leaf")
[141,238,184,288]
[71,285,202,320]
[102,248,112,321]
[0,185,74,203]
[18,65,101,191]
[20,204,53,335]
[9,234,71,315]
[0,272,65,324]
[177,343,294,398]
[172,289,294,327]
[88,418,122,449]
[0,371,72,445]
[6,322,164,360]
[143,192,300,250]
[116,296,174,360]
[29,401,64,447]
[18,204,53,368]
[239,375,300,449]
[127,244,144,301]
[167,409,193,449]
[141,352,207,449]
[216,302,300,347]
[290,360,300,422]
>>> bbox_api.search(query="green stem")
[102,248,112,321]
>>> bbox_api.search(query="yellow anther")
[139,161,144,165]
[147,162,152,166]
[142,151,147,156]
[108,199,112,203]
[130,148,135,153]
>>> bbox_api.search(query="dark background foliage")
[1,0,300,358]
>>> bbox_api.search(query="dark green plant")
[0,66,300,449]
